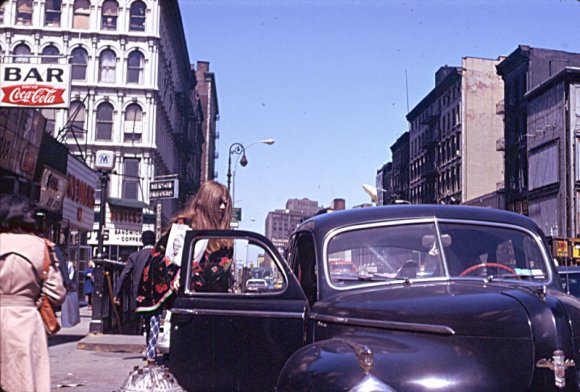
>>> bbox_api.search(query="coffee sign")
[0,63,71,108]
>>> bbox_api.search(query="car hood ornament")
[536,350,575,388]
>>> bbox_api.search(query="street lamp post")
[226,139,275,202]
[227,143,247,194]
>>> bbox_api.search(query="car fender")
[276,333,533,392]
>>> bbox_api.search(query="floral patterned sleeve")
[191,247,233,293]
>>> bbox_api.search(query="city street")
[49,306,144,392]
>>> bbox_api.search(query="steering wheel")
[459,262,516,277]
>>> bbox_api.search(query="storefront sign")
[553,239,569,258]
[0,64,71,108]
[150,179,179,199]
[0,109,44,180]
[63,155,97,231]
[39,167,67,211]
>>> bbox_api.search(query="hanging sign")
[0,63,71,108]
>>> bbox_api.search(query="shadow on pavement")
[48,334,85,347]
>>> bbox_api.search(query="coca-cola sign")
[0,63,71,108]
[2,84,65,106]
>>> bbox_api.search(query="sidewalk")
[49,305,146,391]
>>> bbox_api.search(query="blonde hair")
[169,181,233,253]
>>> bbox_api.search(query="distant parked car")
[559,266,580,298]
[169,205,580,391]
[245,278,268,292]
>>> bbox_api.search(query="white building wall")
[0,0,194,249]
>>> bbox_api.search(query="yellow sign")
[572,239,580,258]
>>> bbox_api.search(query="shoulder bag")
[39,241,61,335]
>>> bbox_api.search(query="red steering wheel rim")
[459,262,516,277]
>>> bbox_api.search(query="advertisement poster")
[0,63,71,108]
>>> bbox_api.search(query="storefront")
[62,154,97,290]
[87,197,149,262]
[0,109,45,198]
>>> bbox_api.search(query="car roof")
[297,204,543,238]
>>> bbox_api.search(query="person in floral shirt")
[135,181,233,363]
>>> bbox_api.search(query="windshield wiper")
[336,273,409,283]
[484,273,545,282]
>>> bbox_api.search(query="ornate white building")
[0,0,208,259]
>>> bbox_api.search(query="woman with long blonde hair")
[135,181,233,363]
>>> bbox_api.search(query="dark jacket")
[113,245,153,306]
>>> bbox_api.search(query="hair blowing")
[170,181,233,253]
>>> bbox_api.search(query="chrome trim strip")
[171,308,305,319]
[312,313,455,335]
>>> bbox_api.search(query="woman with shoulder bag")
[0,194,66,392]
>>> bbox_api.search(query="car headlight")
[350,374,397,392]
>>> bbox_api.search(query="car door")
[169,229,308,392]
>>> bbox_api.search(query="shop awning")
[107,197,149,210]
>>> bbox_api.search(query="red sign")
[1,84,65,106]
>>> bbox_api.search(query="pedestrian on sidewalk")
[83,260,95,310]
[0,194,66,392]
[135,181,233,364]
[113,230,156,336]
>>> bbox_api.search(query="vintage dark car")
[169,205,580,391]
[559,266,580,298]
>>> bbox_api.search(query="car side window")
[290,233,317,305]
[187,237,286,294]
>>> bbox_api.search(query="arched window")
[99,49,116,83]
[67,101,86,140]
[124,103,143,142]
[127,51,144,84]
[16,0,33,25]
[41,45,60,64]
[129,1,146,32]
[73,0,90,29]
[0,2,7,24]
[71,47,88,80]
[101,0,118,30]
[13,43,31,63]
[96,102,114,141]
[45,0,62,27]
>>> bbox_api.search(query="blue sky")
[178,0,580,234]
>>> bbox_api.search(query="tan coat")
[0,233,66,392]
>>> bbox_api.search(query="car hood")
[314,281,543,338]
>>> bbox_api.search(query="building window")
[124,104,143,142]
[101,0,118,30]
[73,0,90,29]
[96,102,114,141]
[41,45,60,64]
[71,47,88,81]
[41,109,56,135]
[127,51,144,84]
[1,3,6,24]
[123,158,140,200]
[45,0,62,27]
[67,101,86,140]
[16,0,33,25]
[13,44,31,63]
[129,1,146,32]
[99,49,116,83]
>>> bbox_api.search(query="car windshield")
[326,220,550,287]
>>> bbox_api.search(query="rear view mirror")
[422,234,452,248]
